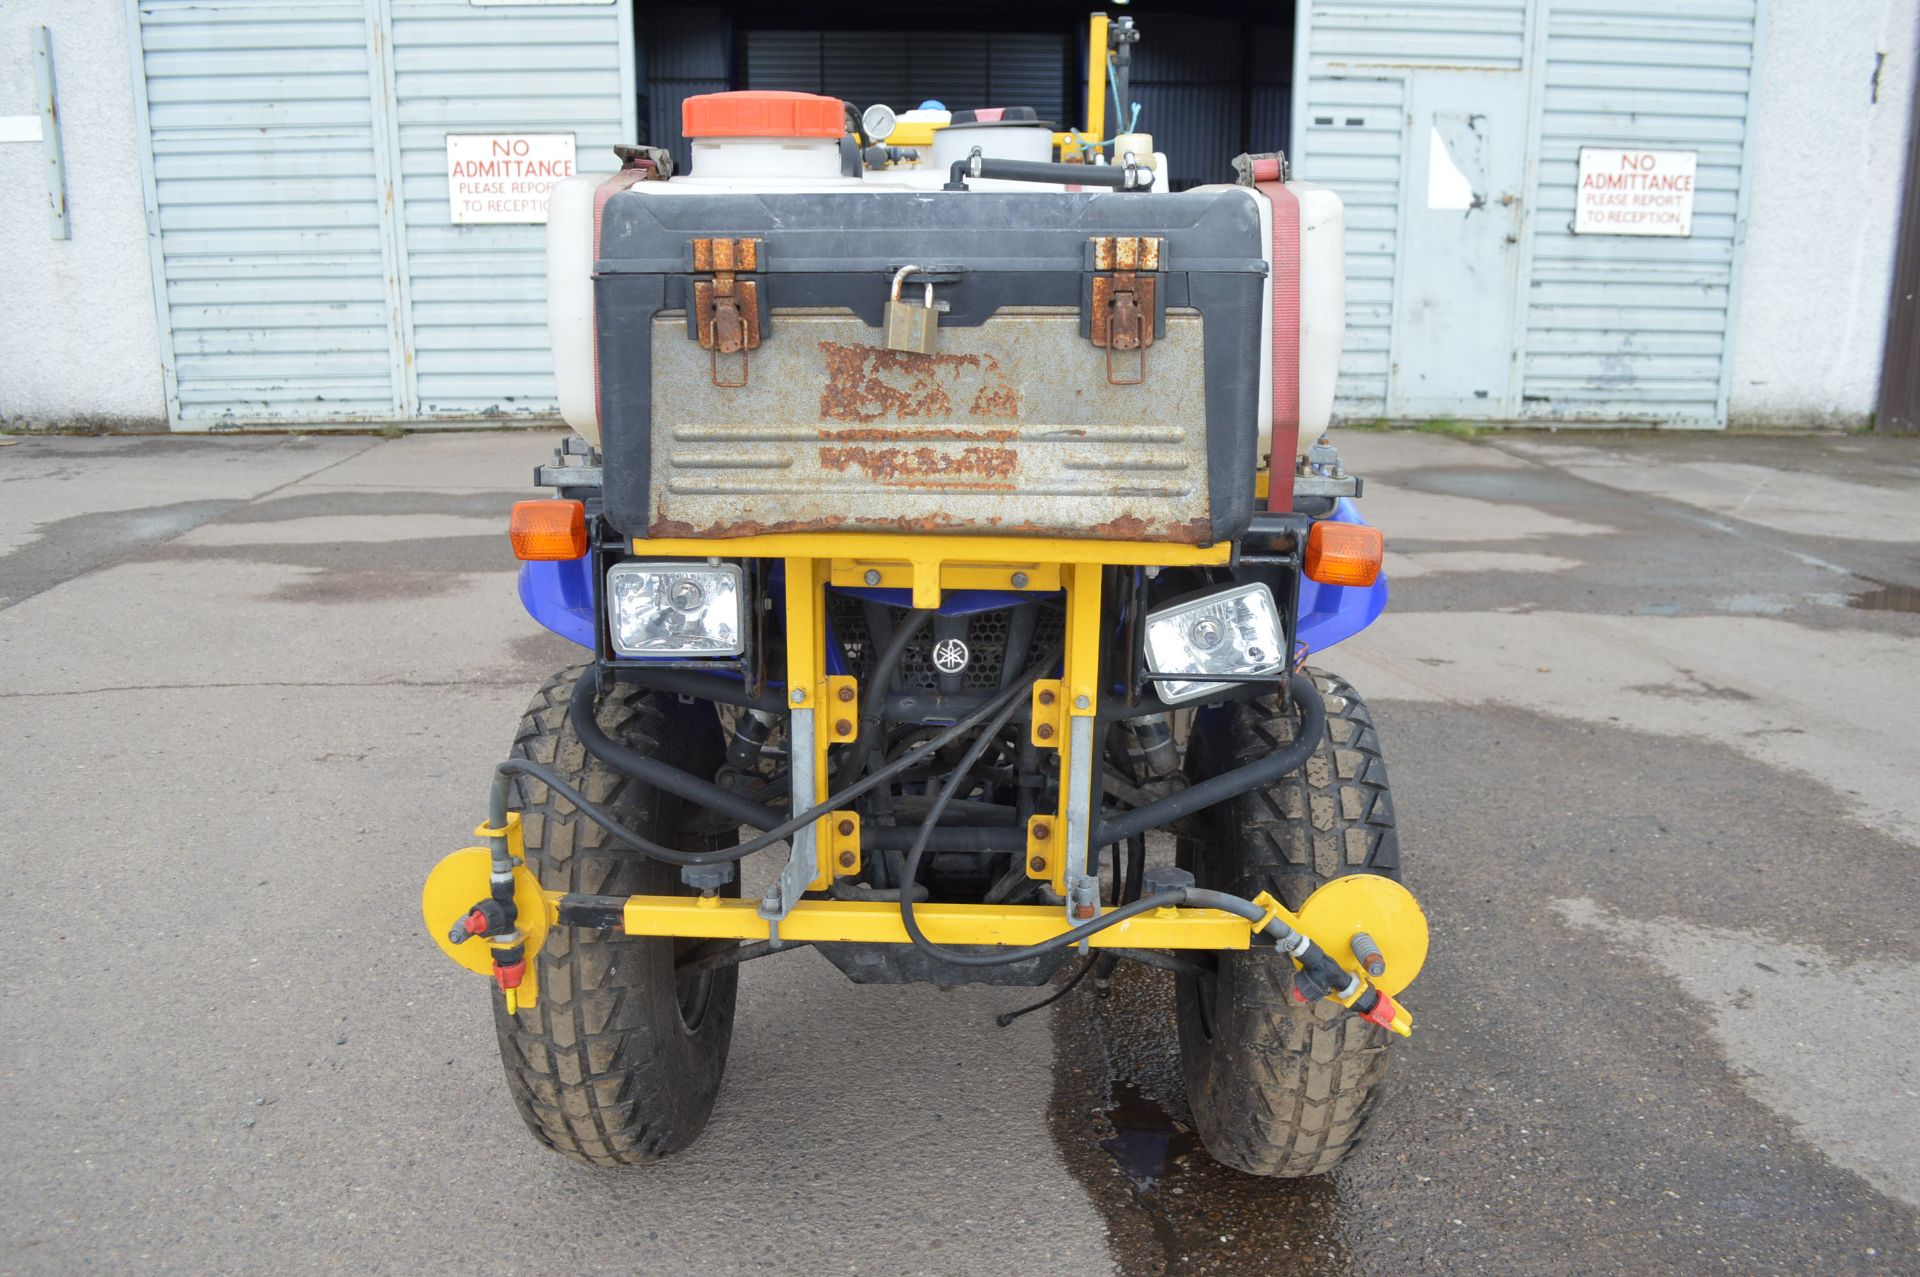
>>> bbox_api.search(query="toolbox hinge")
[1088,236,1162,386]
[692,237,763,388]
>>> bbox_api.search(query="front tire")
[1175,669,1402,1177]
[491,666,738,1166]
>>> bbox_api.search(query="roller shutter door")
[1520,1,1761,424]
[130,0,399,425]
[742,30,1069,125]
[127,0,634,428]
[1294,0,1761,425]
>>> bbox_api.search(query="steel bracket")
[692,237,763,387]
[1089,236,1161,385]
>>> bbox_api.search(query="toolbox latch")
[1088,236,1162,386]
[692,237,762,387]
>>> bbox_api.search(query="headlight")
[606,562,744,657]
[1143,583,1285,704]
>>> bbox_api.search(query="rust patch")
[969,380,1022,418]
[819,342,1021,423]
[647,511,852,539]
[818,444,1018,483]
[649,506,1210,544]
[1087,513,1154,540]
[819,426,1017,443]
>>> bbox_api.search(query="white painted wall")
[0,2,164,429]
[1730,0,1920,428]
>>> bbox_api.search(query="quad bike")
[423,13,1426,1177]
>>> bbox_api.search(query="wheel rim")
[672,938,715,1033]
[1192,956,1220,1041]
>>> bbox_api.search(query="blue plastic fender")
[517,503,1390,664]
[518,557,596,650]
[1293,498,1389,660]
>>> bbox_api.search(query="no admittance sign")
[446,134,576,225]
[1574,147,1696,237]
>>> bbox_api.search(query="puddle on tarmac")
[1849,582,1920,613]
[1048,962,1356,1277]
[1099,1079,1199,1190]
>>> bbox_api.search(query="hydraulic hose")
[831,607,933,785]
[1091,672,1325,848]
[897,676,1328,968]
[570,670,783,833]
[488,668,1038,870]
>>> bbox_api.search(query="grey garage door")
[126,0,635,429]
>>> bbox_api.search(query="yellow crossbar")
[552,893,1256,950]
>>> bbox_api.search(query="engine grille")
[828,593,1063,693]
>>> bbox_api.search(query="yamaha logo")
[931,637,971,675]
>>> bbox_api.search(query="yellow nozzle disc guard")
[1292,874,1428,997]
[421,846,548,979]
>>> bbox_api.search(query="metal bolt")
[1074,694,1091,710]
[836,684,855,702]
[790,689,805,705]
[1038,689,1056,707]
[1011,571,1029,589]
[837,819,855,837]
[838,850,856,869]
[863,569,881,585]
[1028,856,1047,873]
[1036,722,1054,741]
[1072,902,1097,921]
[835,718,853,737]
[1032,822,1051,841]
[1350,931,1386,978]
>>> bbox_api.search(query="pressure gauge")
[861,103,898,144]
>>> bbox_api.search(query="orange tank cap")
[683,91,844,140]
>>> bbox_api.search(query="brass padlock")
[883,266,938,355]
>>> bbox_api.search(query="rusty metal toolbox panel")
[593,191,1267,545]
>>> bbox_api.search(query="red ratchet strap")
[590,159,665,421]
[1250,154,1300,512]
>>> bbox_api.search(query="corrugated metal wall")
[1520,0,1759,423]
[1292,74,1405,410]
[390,1,633,416]
[1295,0,1528,414]
[642,7,729,178]
[1125,16,1292,191]
[127,0,634,428]
[1294,0,1762,425]
[129,0,399,424]
[740,29,1068,126]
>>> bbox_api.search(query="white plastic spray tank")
[683,90,846,181]
[1190,175,1347,465]
[546,91,882,441]
[929,115,1055,169]
[1292,181,1348,457]
[548,92,1343,471]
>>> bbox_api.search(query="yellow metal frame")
[560,892,1256,950]
[1052,11,1110,157]
[886,14,1112,162]
[636,533,1227,897]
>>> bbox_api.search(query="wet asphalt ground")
[2,426,1918,1275]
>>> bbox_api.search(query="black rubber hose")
[570,670,783,832]
[896,695,1207,966]
[490,669,1037,869]
[1091,673,1326,848]
[615,667,788,713]
[896,694,1326,967]
[831,607,933,785]
[995,955,1097,1027]
[862,826,1026,853]
[1124,834,1147,904]
[946,156,1134,189]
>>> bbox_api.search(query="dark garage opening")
[634,2,1297,191]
